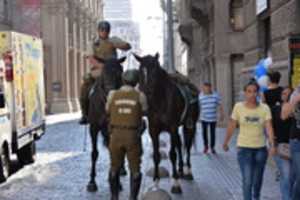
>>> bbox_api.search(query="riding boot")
[129,173,142,200]
[120,163,127,176]
[109,172,120,200]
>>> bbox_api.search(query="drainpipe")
[167,0,175,73]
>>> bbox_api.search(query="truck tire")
[17,141,36,165]
[0,147,11,183]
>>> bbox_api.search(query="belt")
[111,125,138,130]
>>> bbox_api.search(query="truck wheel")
[0,148,11,183]
[17,141,36,165]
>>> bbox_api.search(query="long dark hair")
[243,78,260,92]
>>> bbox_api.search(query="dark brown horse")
[86,57,125,192]
[134,53,199,194]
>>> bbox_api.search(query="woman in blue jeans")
[223,81,276,200]
[282,87,300,200]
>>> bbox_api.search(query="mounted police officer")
[106,69,147,200]
[79,20,131,124]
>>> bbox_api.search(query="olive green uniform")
[79,36,130,122]
[79,74,95,118]
[106,85,147,174]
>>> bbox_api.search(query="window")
[229,0,244,31]
[0,0,9,23]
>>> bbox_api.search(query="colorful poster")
[289,36,300,88]
[12,32,44,129]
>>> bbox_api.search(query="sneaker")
[203,147,208,154]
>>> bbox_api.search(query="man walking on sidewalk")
[198,82,224,154]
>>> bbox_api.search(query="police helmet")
[122,69,139,86]
[98,21,111,32]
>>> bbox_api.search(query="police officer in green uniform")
[106,70,147,200]
[79,20,131,124]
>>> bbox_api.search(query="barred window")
[229,0,244,31]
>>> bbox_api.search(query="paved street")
[0,113,280,200]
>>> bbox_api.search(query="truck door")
[0,59,12,148]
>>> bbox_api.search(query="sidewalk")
[140,123,280,200]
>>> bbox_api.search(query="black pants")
[201,121,216,149]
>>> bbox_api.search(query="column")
[50,3,73,113]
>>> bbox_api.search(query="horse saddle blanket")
[169,74,199,124]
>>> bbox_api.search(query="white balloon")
[257,75,269,87]
[264,57,272,68]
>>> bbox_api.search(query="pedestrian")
[262,71,284,186]
[106,69,147,200]
[198,82,224,154]
[223,80,276,200]
[281,86,300,200]
[262,70,283,108]
[272,87,293,200]
[79,20,131,125]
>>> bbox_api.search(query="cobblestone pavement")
[0,113,281,200]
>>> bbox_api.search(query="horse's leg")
[183,124,196,180]
[150,127,161,185]
[87,124,99,192]
[175,129,184,178]
[169,128,182,194]
[101,122,109,147]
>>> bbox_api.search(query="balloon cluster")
[254,56,272,92]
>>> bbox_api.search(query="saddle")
[169,73,199,125]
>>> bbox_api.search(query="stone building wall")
[175,0,300,118]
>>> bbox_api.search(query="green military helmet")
[122,69,139,86]
[98,21,111,32]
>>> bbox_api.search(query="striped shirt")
[199,92,221,122]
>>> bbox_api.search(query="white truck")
[0,32,45,183]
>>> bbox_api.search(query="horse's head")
[133,53,160,92]
[101,57,125,93]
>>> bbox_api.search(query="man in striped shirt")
[198,82,224,154]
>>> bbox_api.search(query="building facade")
[0,0,104,114]
[41,0,103,113]
[104,0,132,20]
[175,0,300,116]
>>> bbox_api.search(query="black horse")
[134,53,199,193]
[86,57,125,192]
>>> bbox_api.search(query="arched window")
[229,0,244,31]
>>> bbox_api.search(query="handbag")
[277,143,290,160]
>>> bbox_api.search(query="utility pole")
[166,0,175,73]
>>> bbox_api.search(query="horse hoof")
[171,186,182,194]
[87,182,98,192]
[183,174,194,181]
